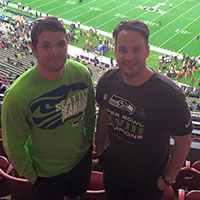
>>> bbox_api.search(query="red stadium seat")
[0,168,33,200]
[0,156,10,197]
[192,160,200,172]
[0,138,7,157]
[80,170,106,200]
[173,167,200,191]
[185,190,200,200]
[0,155,33,200]
[163,185,174,200]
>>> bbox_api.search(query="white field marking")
[177,34,199,53]
[34,0,60,9]
[159,16,200,48]
[21,0,41,6]
[46,3,69,13]
[82,1,130,25]
[57,0,97,17]
[96,0,179,31]
[96,0,153,30]
[150,0,200,38]
[150,0,186,23]
[69,0,114,21]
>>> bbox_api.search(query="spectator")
[2,16,95,200]
[95,19,192,200]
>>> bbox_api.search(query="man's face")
[114,30,150,79]
[31,30,68,72]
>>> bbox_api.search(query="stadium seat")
[185,190,200,200]
[178,189,185,200]
[163,185,174,200]
[0,156,10,197]
[0,156,33,200]
[173,167,200,191]
[192,160,200,172]
[80,170,106,200]
[92,144,103,172]
[0,138,7,157]
[0,155,9,172]
[0,168,33,200]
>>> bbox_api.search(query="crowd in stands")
[159,54,200,87]
[68,21,115,55]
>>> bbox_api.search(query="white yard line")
[34,0,61,10]
[159,16,200,48]
[57,0,97,17]
[23,0,42,7]
[96,0,152,30]
[82,1,130,25]
[177,35,198,53]
[46,3,67,13]
[149,0,200,38]
[69,0,114,21]
[150,0,184,23]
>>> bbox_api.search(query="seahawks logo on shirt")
[29,83,88,129]
[108,94,135,115]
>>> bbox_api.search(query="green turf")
[10,0,200,57]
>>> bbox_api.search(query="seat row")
[0,138,200,199]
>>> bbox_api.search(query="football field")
[10,0,200,57]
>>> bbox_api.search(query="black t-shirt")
[96,68,193,184]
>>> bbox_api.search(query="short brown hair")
[113,19,149,45]
[31,16,67,49]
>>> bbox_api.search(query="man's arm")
[95,106,109,156]
[83,75,96,144]
[157,134,192,190]
[2,93,37,182]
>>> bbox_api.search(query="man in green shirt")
[2,16,95,200]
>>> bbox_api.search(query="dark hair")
[31,16,67,49]
[113,19,149,45]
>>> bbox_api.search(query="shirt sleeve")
[83,73,96,144]
[164,88,193,136]
[2,91,37,182]
[96,72,107,107]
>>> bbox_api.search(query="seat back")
[163,185,174,200]
[173,167,200,191]
[0,156,10,197]
[0,138,7,157]
[80,171,106,200]
[0,168,33,200]
[192,161,200,172]
[187,168,200,191]
[186,190,200,200]
[89,171,104,190]
[0,155,9,172]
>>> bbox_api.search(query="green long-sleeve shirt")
[2,59,95,182]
